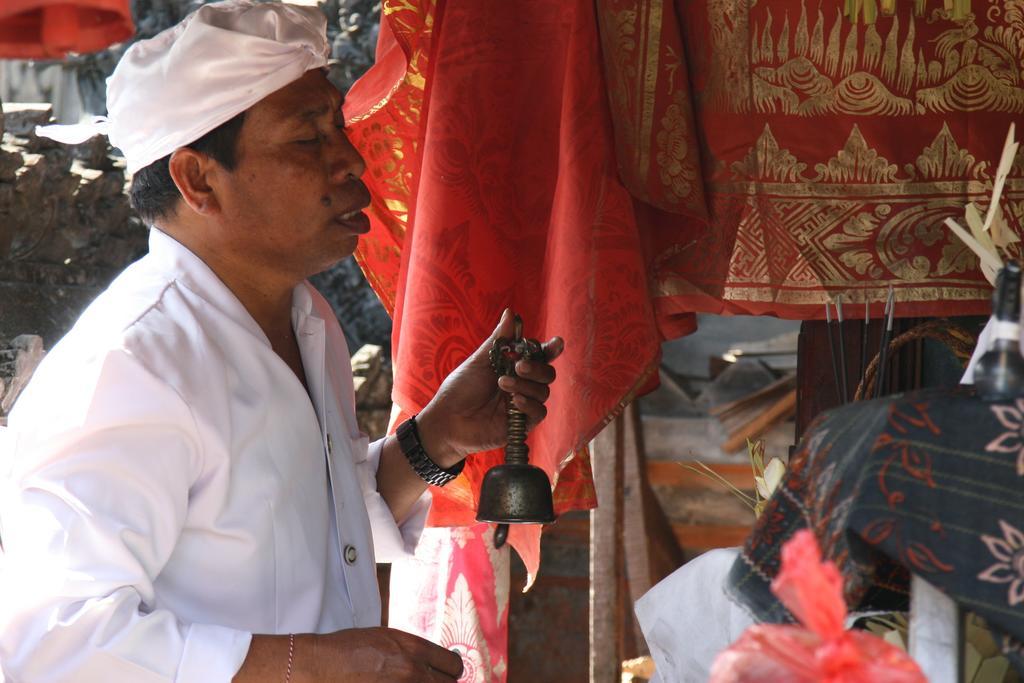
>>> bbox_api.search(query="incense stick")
[874,287,895,399]
[861,298,869,395]
[836,295,849,403]
[825,303,843,405]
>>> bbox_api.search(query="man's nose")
[327,130,367,183]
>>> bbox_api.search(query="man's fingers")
[468,309,513,365]
[427,667,461,682]
[512,394,548,427]
[514,358,556,385]
[418,642,464,679]
[541,336,564,362]
[499,376,550,403]
[484,308,515,346]
[478,313,561,360]
[397,630,463,678]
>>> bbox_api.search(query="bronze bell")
[476,314,556,529]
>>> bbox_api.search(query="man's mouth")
[331,181,373,231]
[333,208,371,234]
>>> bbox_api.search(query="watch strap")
[396,416,464,487]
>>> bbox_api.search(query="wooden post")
[621,402,683,652]
[590,414,625,683]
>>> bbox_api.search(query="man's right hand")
[235,628,465,682]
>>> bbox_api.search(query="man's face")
[212,69,371,281]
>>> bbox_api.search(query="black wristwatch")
[396,416,465,487]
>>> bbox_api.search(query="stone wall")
[1,103,143,261]
[0,101,148,423]
[0,102,147,344]
[0,0,394,423]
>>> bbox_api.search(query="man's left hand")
[416,309,563,468]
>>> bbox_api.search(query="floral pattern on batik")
[730,386,1024,677]
[986,399,1024,475]
[978,520,1024,607]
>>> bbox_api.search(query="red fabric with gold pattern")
[344,0,682,577]
[597,1,1024,321]
[596,0,707,221]
[0,0,133,59]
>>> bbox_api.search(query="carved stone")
[0,105,148,421]
[350,344,392,438]
[321,0,381,91]
[2,103,53,136]
[0,145,19,183]
[0,335,46,419]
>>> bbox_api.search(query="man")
[0,2,562,681]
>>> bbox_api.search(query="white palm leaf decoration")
[944,124,1020,287]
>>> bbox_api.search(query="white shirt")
[634,548,755,683]
[0,229,430,683]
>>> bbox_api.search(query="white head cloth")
[39,0,329,174]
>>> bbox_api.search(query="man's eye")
[296,136,320,145]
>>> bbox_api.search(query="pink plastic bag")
[710,530,926,683]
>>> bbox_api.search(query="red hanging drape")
[343,0,686,582]
[0,0,133,59]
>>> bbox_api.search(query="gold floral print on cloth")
[617,0,1024,317]
[842,0,975,23]
[343,0,435,314]
[597,0,707,217]
[702,122,1024,308]
[706,1,1024,116]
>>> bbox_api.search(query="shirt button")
[327,434,334,455]
[344,544,358,565]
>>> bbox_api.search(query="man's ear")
[168,148,222,216]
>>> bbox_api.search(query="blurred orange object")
[710,530,927,683]
[0,0,133,59]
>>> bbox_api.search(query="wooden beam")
[671,523,752,551]
[709,373,796,418]
[646,461,755,491]
[721,388,797,454]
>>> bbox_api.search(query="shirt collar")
[146,227,321,346]
[292,280,315,317]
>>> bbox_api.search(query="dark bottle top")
[976,261,1024,401]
